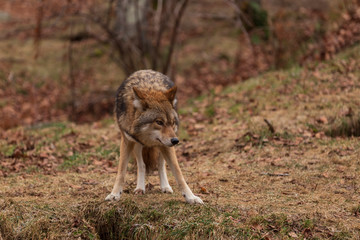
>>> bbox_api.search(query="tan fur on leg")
[159,147,203,204]
[134,143,146,194]
[105,132,135,201]
[158,156,173,193]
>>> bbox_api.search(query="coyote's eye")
[156,120,164,126]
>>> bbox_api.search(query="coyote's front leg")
[160,147,203,204]
[158,156,173,193]
[133,143,146,194]
[105,135,134,201]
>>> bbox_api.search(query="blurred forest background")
[0,0,359,128]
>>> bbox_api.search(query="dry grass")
[327,115,360,137]
[1,44,360,239]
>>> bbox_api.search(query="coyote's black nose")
[171,138,179,145]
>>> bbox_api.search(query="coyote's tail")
[142,147,159,172]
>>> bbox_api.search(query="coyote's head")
[131,86,179,147]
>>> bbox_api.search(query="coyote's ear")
[133,87,147,110]
[164,86,177,106]
[133,87,146,100]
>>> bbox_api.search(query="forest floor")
[1,44,360,239]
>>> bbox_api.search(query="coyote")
[105,70,203,204]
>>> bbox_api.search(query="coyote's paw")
[184,194,204,204]
[134,188,145,194]
[105,193,121,201]
[161,186,173,194]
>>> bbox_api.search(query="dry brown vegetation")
[1,44,360,239]
[1,0,360,130]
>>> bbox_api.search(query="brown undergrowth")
[2,0,360,132]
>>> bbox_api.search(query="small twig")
[260,172,289,177]
[264,119,275,133]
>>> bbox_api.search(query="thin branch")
[260,172,290,177]
[82,10,140,74]
[154,0,163,35]
[225,0,253,53]
[162,0,189,74]
[134,0,147,69]
[68,21,76,121]
[232,0,253,27]
[264,119,275,133]
[152,0,165,70]
[34,0,44,59]
[83,13,135,74]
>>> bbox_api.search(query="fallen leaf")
[303,131,312,138]
[93,160,104,166]
[244,145,252,151]
[104,167,117,173]
[316,116,328,124]
[288,231,298,238]
[200,186,209,194]
[70,185,82,190]
[315,132,325,138]
[194,124,205,130]
[39,152,48,159]
[252,224,263,231]
[12,148,24,158]
[78,142,93,150]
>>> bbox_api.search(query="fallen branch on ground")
[264,119,275,133]
[260,172,289,177]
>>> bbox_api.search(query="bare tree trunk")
[114,0,148,73]
[114,0,147,39]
